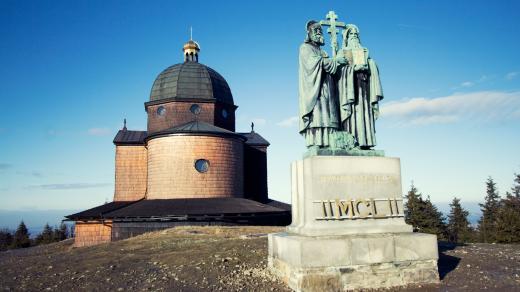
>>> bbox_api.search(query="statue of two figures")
[299,11,384,156]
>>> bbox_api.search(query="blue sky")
[1,0,519,225]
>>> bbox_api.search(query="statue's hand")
[335,55,347,65]
[354,64,367,71]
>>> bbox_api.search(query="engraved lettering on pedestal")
[334,199,353,218]
[314,197,404,220]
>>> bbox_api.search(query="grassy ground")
[0,226,519,291]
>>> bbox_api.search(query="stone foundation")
[268,232,439,291]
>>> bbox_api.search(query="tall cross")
[319,11,346,57]
[190,26,193,40]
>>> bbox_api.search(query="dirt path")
[0,226,519,291]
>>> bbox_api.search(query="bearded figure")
[298,21,347,149]
[338,24,383,149]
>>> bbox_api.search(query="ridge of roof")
[146,120,245,141]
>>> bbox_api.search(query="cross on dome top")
[183,27,200,62]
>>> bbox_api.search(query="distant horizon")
[0,200,485,233]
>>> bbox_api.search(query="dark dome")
[149,62,234,105]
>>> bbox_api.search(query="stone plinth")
[269,232,439,291]
[268,156,439,291]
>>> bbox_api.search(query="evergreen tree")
[422,196,448,239]
[404,183,424,229]
[404,183,447,239]
[0,228,13,251]
[477,177,501,243]
[447,197,473,243]
[35,223,54,245]
[11,221,31,248]
[53,223,68,241]
[512,173,520,198]
[495,190,520,243]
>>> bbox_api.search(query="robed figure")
[299,21,347,148]
[338,25,383,149]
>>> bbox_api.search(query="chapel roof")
[113,130,147,145]
[238,132,270,147]
[112,126,270,146]
[65,198,290,221]
[146,120,246,141]
[148,40,234,106]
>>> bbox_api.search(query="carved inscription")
[314,198,404,220]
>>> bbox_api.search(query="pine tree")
[447,197,473,243]
[424,196,448,239]
[0,228,13,251]
[512,173,520,198]
[404,183,423,229]
[404,183,446,239]
[477,177,501,243]
[53,223,68,241]
[35,223,54,245]
[11,221,31,248]
[495,189,520,243]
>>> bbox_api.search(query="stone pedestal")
[268,156,439,291]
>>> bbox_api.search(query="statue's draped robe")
[299,42,340,147]
[338,55,383,148]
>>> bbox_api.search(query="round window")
[190,104,201,115]
[194,159,209,173]
[222,109,228,118]
[157,106,166,116]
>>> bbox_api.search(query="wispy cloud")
[460,81,474,88]
[453,75,491,90]
[87,128,111,136]
[0,163,12,170]
[16,170,43,177]
[251,118,267,126]
[277,116,298,128]
[27,183,112,190]
[506,71,518,80]
[381,91,520,127]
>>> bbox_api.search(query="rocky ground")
[0,226,519,291]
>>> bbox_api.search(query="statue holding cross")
[298,11,384,154]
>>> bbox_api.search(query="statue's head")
[305,20,324,46]
[343,24,361,48]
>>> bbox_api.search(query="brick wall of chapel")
[146,135,244,199]
[73,221,112,247]
[113,145,147,202]
[147,101,236,134]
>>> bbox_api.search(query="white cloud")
[277,116,298,128]
[460,81,474,87]
[251,118,267,126]
[87,127,111,136]
[407,115,459,126]
[381,91,520,127]
[506,71,518,80]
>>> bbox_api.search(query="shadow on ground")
[437,241,461,280]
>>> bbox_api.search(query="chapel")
[66,39,291,247]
